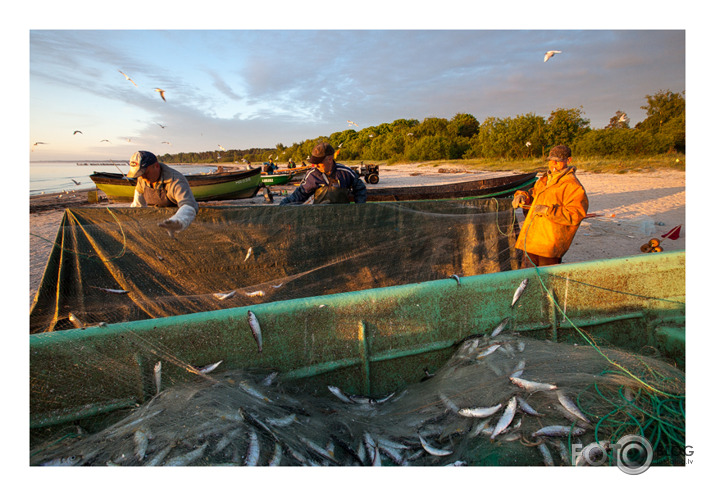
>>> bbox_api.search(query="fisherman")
[512,145,588,267]
[279,142,367,205]
[128,150,199,236]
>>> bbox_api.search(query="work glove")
[511,191,528,208]
[531,204,550,216]
[158,204,197,237]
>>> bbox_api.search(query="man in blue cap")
[279,142,366,205]
[127,151,199,236]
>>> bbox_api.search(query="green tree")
[448,113,480,138]
[637,90,685,153]
[546,107,590,148]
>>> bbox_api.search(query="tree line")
[159,90,684,165]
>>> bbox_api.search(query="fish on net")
[30,328,685,467]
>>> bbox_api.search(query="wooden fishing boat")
[260,172,295,186]
[30,251,684,436]
[89,167,263,202]
[362,171,538,202]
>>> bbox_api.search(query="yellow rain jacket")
[515,166,588,258]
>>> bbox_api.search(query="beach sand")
[28,165,685,307]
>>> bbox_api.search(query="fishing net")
[30,199,520,334]
[30,327,685,467]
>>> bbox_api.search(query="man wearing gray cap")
[279,142,367,205]
[512,145,589,267]
[127,151,199,236]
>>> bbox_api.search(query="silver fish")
[477,344,501,358]
[262,371,279,386]
[490,317,510,338]
[145,445,173,466]
[516,396,542,416]
[270,283,284,289]
[299,436,338,464]
[418,434,453,457]
[458,403,502,418]
[532,425,587,438]
[238,380,272,403]
[511,359,526,378]
[244,247,253,262]
[214,290,236,300]
[153,361,162,395]
[133,428,151,460]
[537,442,555,466]
[556,390,591,425]
[244,429,260,466]
[438,392,460,413]
[92,286,129,294]
[491,396,517,439]
[450,274,461,286]
[266,413,297,427]
[511,278,529,308]
[41,455,82,466]
[268,443,283,466]
[68,312,84,328]
[467,419,491,438]
[509,376,557,392]
[197,360,223,374]
[328,385,354,403]
[213,426,245,454]
[164,442,208,466]
[348,391,396,405]
[247,310,263,352]
[245,290,265,297]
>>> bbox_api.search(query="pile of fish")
[32,305,663,467]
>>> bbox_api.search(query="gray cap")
[127,151,158,178]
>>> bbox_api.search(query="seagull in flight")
[100,139,110,143]
[71,179,81,185]
[218,145,227,152]
[619,113,628,122]
[118,70,138,87]
[156,122,166,128]
[347,120,358,127]
[544,50,561,62]
[73,130,83,135]
[33,141,47,146]
[155,88,166,101]
[162,141,171,145]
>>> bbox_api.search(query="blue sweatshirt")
[279,164,367,204]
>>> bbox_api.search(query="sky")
[23,7,690,162]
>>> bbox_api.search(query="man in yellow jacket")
[512,145,588,267]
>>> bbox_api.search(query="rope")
[520,214,684,399]
[30,207,128,261]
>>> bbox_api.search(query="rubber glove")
[158,204,197,237]
[511,191,528,208]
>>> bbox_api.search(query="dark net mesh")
[30,332,684,467]
[30,199,520,333]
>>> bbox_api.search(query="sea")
[29,161,219,196]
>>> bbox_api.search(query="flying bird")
[162,141,171,145]
[526,141,532,147]
[619,113,628,122]
[100,139,111,143]
[71,179,81,185]
[118,70,138,86]
[73,130,83,135]
[347,120,358,127]
[155,88,166,101]
[218,145,227,151]
[156,123,166,128]
[33,141,47,146]
[544,50,562,62]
